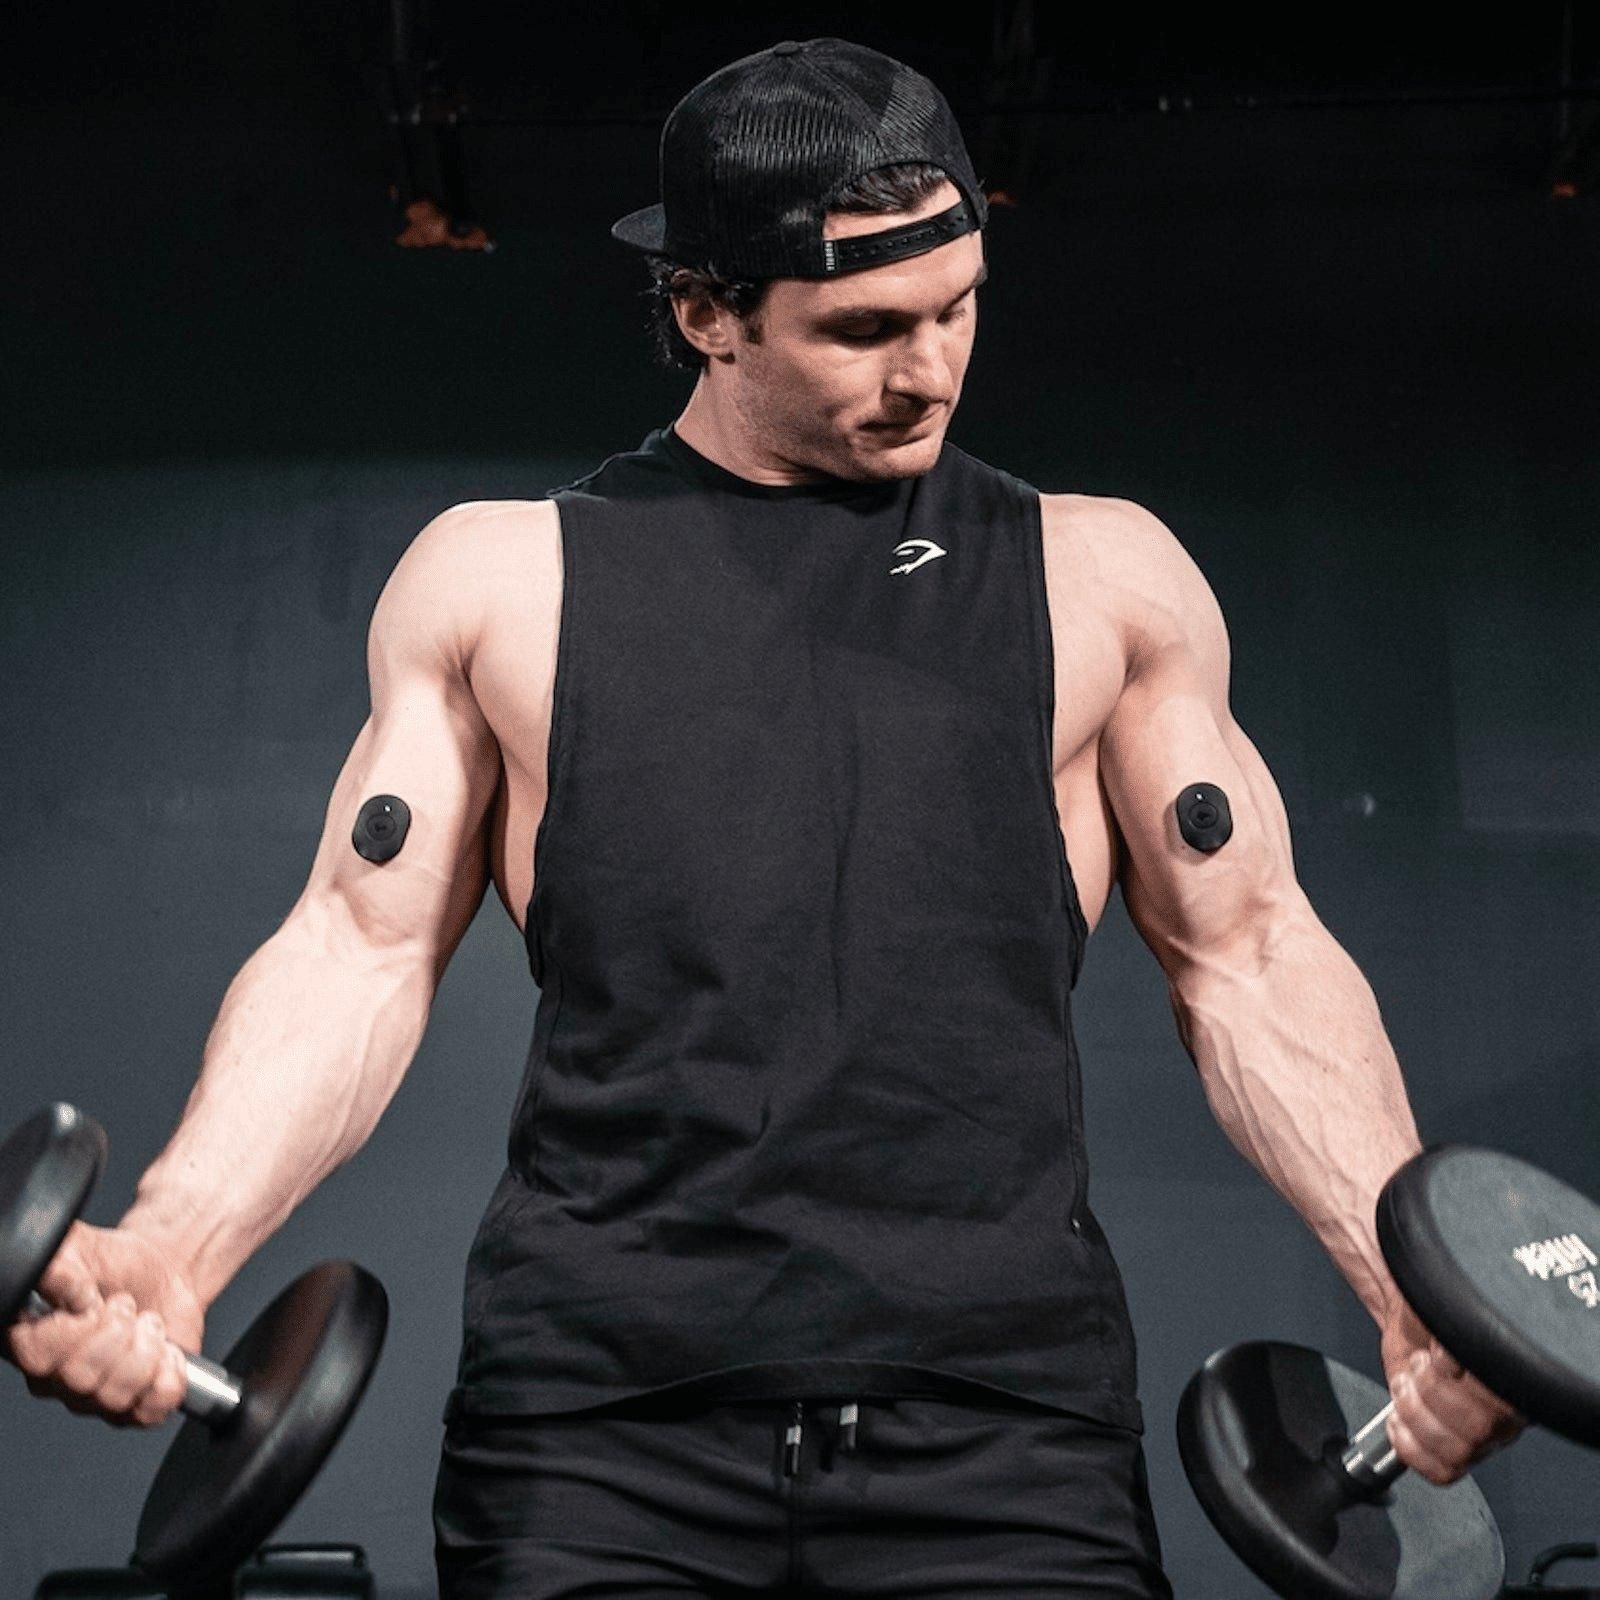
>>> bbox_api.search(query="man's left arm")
[1091,498,1522,1485]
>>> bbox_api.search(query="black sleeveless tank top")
[445,424,1141,1431]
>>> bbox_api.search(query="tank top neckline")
[655,424,906,508]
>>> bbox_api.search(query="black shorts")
[433,1391,1173,1598]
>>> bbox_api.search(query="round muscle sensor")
[352,795,411,864]
[1175,784,1232,853]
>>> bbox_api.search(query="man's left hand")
[1380,1300,1525,1484]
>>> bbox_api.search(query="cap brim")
[611,202,667,253]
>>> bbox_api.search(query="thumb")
[33,1222,107,1315]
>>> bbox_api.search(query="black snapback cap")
[611,37,987,280]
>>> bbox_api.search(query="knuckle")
[92,1370,142,1423]
[132,1315,161,1368]
[145,1388,180,1427]
[100,1362,150,1413]
[12,1341,54,1380]
[123,1378,162,1428]
[58,1358,98,1393]
[1390,1417,1434,1478]
[156,1365,188,1415]
[1390,1378,1420,1426]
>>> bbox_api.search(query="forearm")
[118,897,436,1308]
[1170,910,1422,1324]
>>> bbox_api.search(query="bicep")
[291,512,502,973]
[1097,525,1307,980]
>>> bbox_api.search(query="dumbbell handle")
[1339,1397,1403,1489]
[24,1289,243,1424]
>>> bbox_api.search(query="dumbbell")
[1178,1145,1600,1600]
[2,1104,389,1586]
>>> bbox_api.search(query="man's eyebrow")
[821,262,989,322]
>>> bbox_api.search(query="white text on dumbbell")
[1511,1232,1598,1307]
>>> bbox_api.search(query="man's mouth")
[863,414,938,436]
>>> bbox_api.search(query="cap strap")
[816,195,982,276]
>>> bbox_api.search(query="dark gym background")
[3,4,1597,1595]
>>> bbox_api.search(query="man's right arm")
[7,503,505,1424]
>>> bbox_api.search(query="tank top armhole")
[1017,481,1091,968]
[527,493,578,941]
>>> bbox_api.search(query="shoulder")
[401,497,559,572]
[1039,491,1227,672]
[373,498,560,670]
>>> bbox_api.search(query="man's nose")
[886,325,957,406]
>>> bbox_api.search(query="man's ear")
[674,293,740,363]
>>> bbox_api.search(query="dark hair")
[644,161,956,371]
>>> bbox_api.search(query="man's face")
[709,180,987,482]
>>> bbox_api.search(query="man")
[8,37,1519,1599]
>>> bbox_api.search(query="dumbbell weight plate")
[1177,1341,1503,1600]
[133,1261,388,1584]
[1379,1145,1600,1448]
[0,1104,107,1326]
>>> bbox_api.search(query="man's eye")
[836,325,883,343]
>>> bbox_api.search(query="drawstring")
[783,1400,862,1477]
[784,1401,804,1477]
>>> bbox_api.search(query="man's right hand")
[5,1220,205,1428]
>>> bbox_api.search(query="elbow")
[1163,883,1321,1005]
[286,880,445,981]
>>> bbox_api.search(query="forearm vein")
[1170,913,1422,1322]
[118,905,434,1307]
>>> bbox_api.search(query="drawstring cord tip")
[783,1399,861,1476]
[784,1401,804,1477]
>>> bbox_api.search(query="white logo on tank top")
[889,538,948,576]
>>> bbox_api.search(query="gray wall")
[3,18,1598,1598]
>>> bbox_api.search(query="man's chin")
[847,427,945,479]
